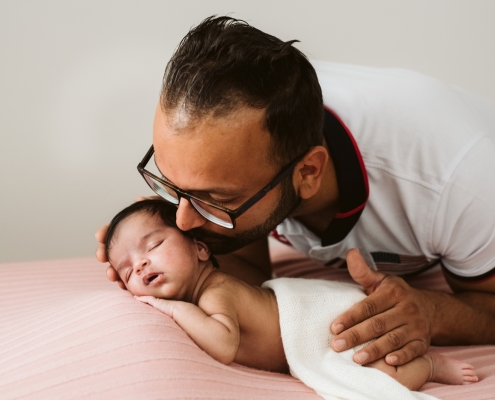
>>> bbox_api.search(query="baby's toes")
[462,372,478,384]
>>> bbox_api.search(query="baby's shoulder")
[199,272,257,308]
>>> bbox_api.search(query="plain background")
[1,0,495,263]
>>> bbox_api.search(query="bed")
[2,245,494,399]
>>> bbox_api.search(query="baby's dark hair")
[105,199,218,268]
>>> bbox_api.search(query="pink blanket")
[1,246,494,399]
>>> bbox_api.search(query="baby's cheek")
[126,279,142,296]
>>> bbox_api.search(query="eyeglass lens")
[143,174,234,229]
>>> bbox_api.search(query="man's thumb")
[346,248,385,294]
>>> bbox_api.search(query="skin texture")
[96,102,495,367]
[108,213,478,388]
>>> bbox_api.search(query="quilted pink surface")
[1,246,494,399]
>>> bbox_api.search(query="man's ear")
[194,239,211,262]
[293,146,329,200]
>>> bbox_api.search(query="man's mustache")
[189,227,235,241]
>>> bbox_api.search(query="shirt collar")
[321,107,369,246]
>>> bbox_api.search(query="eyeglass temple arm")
[137,145,155,169]
[234,155,302,217]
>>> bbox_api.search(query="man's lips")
[143,272,165,286]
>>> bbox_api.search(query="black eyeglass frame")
[137,145,307,229]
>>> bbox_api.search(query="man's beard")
[191,178,301,254]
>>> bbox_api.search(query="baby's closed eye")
[148,240,164,251]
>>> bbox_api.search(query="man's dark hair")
[105,199,218,268]
[161,15,324,166]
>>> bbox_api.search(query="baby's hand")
[134,296,176,318]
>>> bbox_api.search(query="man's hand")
[95,223,127,290]
[330,249,435,367]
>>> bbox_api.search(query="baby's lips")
[143,272,165,286]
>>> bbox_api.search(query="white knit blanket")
[262,278,438,400]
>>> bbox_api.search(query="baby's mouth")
[143,272,164,286]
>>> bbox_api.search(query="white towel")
[262,278,438,400]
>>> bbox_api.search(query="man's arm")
[330,250,495,367]
[135,294,240,365]
[434,268,495,344]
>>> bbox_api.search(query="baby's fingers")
[134,296,174,317]
[134,295,156,305]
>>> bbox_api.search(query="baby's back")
[202,272,288,373]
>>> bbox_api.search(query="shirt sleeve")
[432,136,495,281]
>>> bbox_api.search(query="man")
[96,16,495,368]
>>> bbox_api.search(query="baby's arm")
[135,293,240,365]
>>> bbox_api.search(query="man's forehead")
[152,104,276,191]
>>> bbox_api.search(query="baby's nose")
[134,258,150,274]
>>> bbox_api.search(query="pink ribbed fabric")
[1,247,493,399]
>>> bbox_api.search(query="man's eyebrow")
[153,158,248,195]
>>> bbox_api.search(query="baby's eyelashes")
[148,240,164,252]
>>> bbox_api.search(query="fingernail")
[332,323,344,334]
[388,356,398,364]
[333,339,347,351]
[355,352,369,364]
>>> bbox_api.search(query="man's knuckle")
[348,329,361,344]
[387,332,403,348]
[361,300,378,319]
[370,317,386,335]
[367,343,381,358]
[391,285,407,299]
[404,302,419,316]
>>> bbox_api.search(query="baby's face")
[109,212,208,300]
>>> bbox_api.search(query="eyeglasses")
[137,145,306,229]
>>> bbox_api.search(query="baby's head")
[105,199,218,300]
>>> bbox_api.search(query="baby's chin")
[128,285,186,301]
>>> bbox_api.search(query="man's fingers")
[106,265,119,282]
[331,306,402,349]
[95,224,109,244]
[384,340,429,366]
[96,244,108,263]
[353,333,428,366]
[331,287,394,335]
[351,324,408,364]
[346,249,386,294]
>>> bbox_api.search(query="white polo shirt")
[272,61,495,281]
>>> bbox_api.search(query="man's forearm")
[429,289,495,345]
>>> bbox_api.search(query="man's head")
[105,200,217,299]
[151,16,328,253]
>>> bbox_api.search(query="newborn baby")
[105,199,478,393]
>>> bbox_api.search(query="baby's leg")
[367,353,478,391]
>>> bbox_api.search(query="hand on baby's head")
[105,200,215,301]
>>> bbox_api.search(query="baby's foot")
[426,353,478,385]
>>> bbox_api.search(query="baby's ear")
[194,240,211,262]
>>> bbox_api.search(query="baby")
[105,199,478,392]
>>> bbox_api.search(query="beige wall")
[1,0,495,262]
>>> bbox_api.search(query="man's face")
[152,103,300,254]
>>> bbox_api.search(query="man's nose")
[175,197,208,231]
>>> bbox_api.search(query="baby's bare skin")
[108,209,477,390]
[197,270,288,373]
